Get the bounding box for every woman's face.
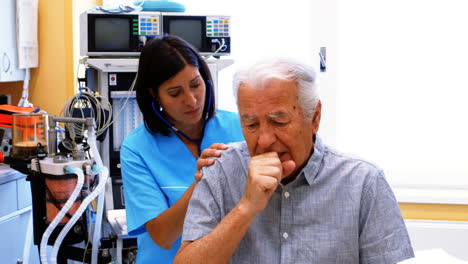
[155,65,207,128]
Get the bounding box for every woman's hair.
[135,35,215,135]
[232,58,320,119]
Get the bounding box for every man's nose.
[257,125,276,150]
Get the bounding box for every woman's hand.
[194,143,228,182]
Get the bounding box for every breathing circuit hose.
[40,165,84,264]
[88,126,107,264]
[50,165,109,264]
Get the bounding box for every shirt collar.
[300,134,325,185]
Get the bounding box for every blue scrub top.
[120,110,244,264]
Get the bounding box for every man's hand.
[240,152,295,214]
[194,143,228,182]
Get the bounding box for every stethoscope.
[151,79,213,156]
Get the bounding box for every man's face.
[237,79,321,179]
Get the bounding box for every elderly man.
[174,58,414,263]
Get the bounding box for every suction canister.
[11,113,48,159]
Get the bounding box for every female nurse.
[120,36,244,263]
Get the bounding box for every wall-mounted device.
[80,10,231,57]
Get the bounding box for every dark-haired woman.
[120,36,243,263]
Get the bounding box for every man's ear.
[312,100,322,133]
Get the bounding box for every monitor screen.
[168,19,203,49]
[95,18,130,50]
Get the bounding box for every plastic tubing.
[40,165,84,264]
[87,129,106,264]
[50,166,109,264]
[91,165,106,264]
[87,125,103,168]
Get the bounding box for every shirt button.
[284,191,290,198]
[283,232,289,239]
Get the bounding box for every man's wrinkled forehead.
[239,79,297,106]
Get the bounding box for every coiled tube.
[40,165,84,264]
[50,166,109,264]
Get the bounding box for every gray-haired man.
[175,58,414,264]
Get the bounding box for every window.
[337,0,468,193]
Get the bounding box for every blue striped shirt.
[183,135,414,263]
